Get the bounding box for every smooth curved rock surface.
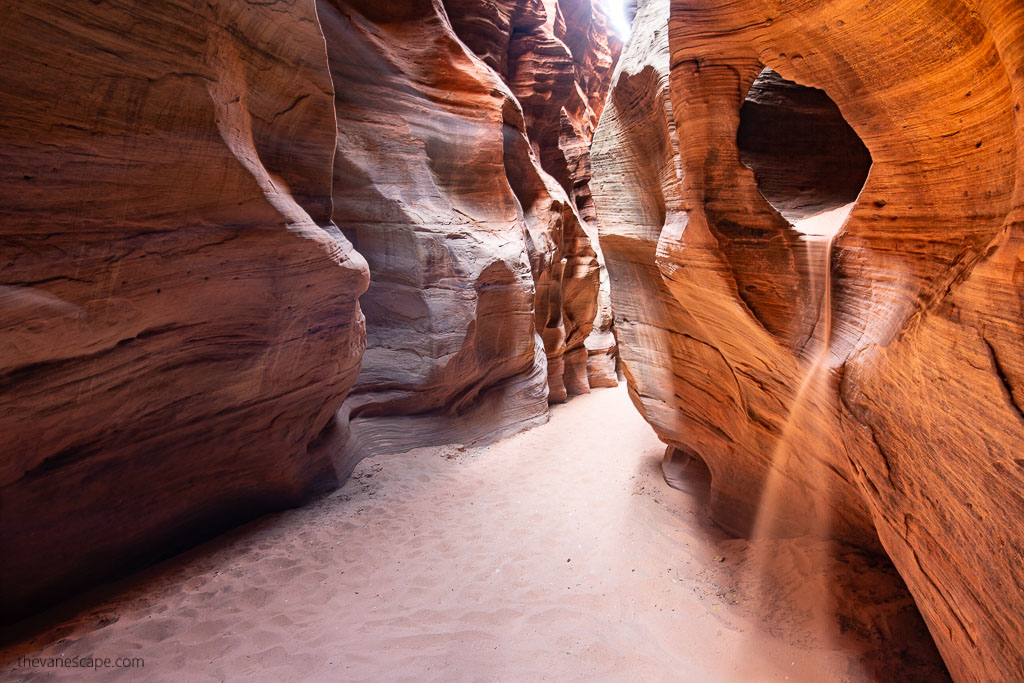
[593,0,1024,680]
[323,0,621,467]
[503,0,621,398]
[0,0,621,619]
[584,246,619,388]
[0,0,369,618]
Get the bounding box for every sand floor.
[1,385,947,681]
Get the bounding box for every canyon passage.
[2,0,1024,681]
[0,387,947,681]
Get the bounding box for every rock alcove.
[738,67,872,236]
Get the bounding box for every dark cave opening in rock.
[738,67,872,234]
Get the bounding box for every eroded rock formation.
[0,0,619,618]
[322,0,621,466]
[593,0,1024,679]
[0,0,369,618]
[737,68,873,223]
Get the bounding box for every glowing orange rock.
[594,0,1024,679]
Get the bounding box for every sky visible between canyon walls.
[603,0,632,36]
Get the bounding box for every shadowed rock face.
[0,0,619,618]
[738,68,873,222]
[0,0,369,618]
[321,0,621,469]
[593,0,1024,679]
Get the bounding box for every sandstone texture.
[323,0,621,466]
[584,250,619,388]
[593,0,1024,680]
[0,0,369,618]
[0,0,619,618]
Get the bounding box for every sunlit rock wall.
[593,0,1024,679]
[322,0,621,467]
[0,0,369,618]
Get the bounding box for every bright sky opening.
[602,0,631,37]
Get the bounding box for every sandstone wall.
[0,0,369,618]
[0,0,619,618]
[593,0,1024,679]
[322,0,621,467]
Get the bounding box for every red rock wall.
[0,0,371,617]
[0,0,619,617]
[593,0,1024,680]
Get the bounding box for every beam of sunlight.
[601,0,632,37]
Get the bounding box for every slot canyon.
[0,0,1022,680]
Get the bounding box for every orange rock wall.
[593,0,1024,679]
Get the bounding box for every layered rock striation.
[0,0,369,619]
[323,0,621,467]
[593,0,1024,680]
[0,0,619,619]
